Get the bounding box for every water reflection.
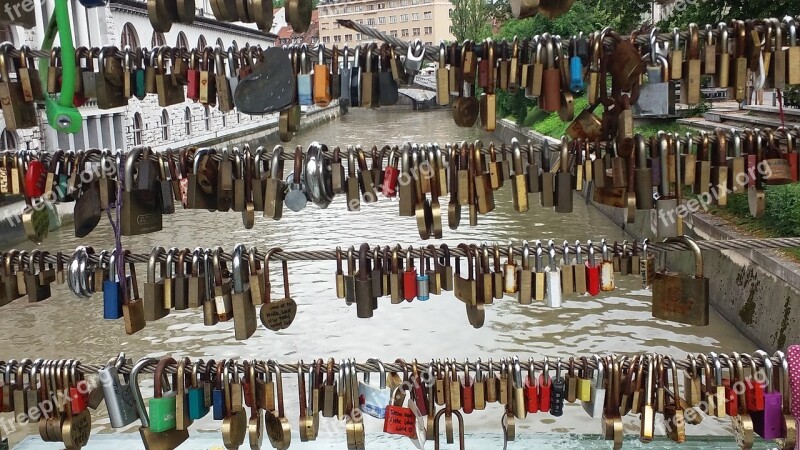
[1,108,755,446]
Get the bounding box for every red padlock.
[743,354,765,412]
[524,359,539,413]
[403,246,417,301]
[720,354,738,417]
[411,360,427,416]
[69,361,89,414]
[382,148,401,198]
[186,49,201,102]
[24,160,48,199]
[584,241,601,296]
[461,360,475,414]
[539,360,552,413]
[383,387,418,439]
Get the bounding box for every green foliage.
[686,98,711,117]
[633,121,694,136]
[498,90,534,125]
[783,86,800,109]
[449,0,492,42]
[526,95,592,138]
[659,0,800,29]
[495,0,649,41]
[722,184,800,238]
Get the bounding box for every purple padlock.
[751,350,783,439]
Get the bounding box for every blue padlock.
[212,360,228,420]
[297,44,313,106]
[416,250,430,301]
[187,358,210,420]
[103,251,123,319]
[569,35,584,93]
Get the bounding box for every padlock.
[581,355,605,418]
[680,23,702,105]
[231,244,257,340]
[541,36,560,112]
[131,358,189,449]
[750,350,782,439]
[0,44,37,130]
[436,42,450,106]
[143,247,169,322]
[545,241,562,308]
[121,148,163,236]
[103,250,124,319]
[652,236,709,326]
[584,240,600,296]
[554,136,573,213]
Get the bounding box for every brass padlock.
[0,44,37,131]
[436,42,450,106]
[652,236,709,326]
[680,23,701,105]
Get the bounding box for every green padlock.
[148,356,178,433]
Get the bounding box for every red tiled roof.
[275,10,320,44]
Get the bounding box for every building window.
[151,31,166,47]
[323,36,331,43]
[160,109,170,140]
[366,4,374,10]
[184,107,192,135]
[0,129,18,150]
[378,17,386,24]
[197,35,207,49]
[216,38,224,49]
[412,13,419,20]
[344,6,351,12]
[334,35,341,42]
[401,29,409,37]
[132,113,143,146]
[448,8,453,16]
[120,23,139,48]
[366,18,375,26]
[388,0,395,6]
[400,14,408,21]
[390,15,397,23]
[423,11,432,19]
[345,34,352,41]
[424,26,432,34]
[413,27,420,36]
[378,2,385,8]
[204,106,211,130]
[390,30,398,37]
[354,5,362,11]
[357,19,363,24]
[355,33,361,40]
[176,31,189,49]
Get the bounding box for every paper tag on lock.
[358,381,391,419]
[358,359,392,419]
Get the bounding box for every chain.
[0,353,780,376]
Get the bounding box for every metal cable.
[7,236,800,269]
[2,122,797,170]
[0,353,781,377]
[337,19,777,63]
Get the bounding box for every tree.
[660,0,800,29]
[450,0,492,42]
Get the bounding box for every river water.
[0,108,764,448]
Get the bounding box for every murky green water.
[0,108,765,449]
